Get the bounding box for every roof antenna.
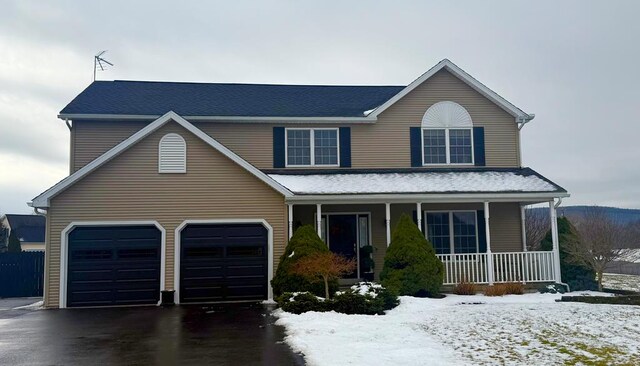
[93,50,114,81]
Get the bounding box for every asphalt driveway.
[0,299,304,365]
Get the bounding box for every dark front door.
[327,215,358,278]
[180,223,268,303]
[67,225,162,308]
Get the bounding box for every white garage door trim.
[59,220,167,309]
[174,219,274,304]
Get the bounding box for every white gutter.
[517,114,535,130]
[57,113,378,124]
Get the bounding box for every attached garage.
[178,222,269,303]
[65,225,162,308]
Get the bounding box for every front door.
[327,214,358,278]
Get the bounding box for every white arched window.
[421,101,474,165]
[158,133,187,173]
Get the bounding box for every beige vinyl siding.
[72,120,149,172]
[292,202,523,280]
[45,121,286,308]
[70,70,520,171]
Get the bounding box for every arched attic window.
[158,133,187,173]
[421,101,474,165]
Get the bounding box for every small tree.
[525,207,550,251]
[380,213,444,296]
[0,221,8,253]
[564,207,639,291]
[271,225,338,297]
[7,230,22,253]
[291,252,356,299]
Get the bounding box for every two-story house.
[30,59,568,308]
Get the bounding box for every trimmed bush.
[334,282,399,315]
[271,225,338,297]
[380,214,444,297]
[502,282,525,295]
[453,279,477,295]
[540,217,597,291]
[277,292,330,314]
[484,284,507,297]
[277,282,399,315]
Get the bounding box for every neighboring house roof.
[3,214,45,242]
[58,59,531,121]
[267,168,567,196]
[30,111,294,208]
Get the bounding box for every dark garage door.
[180,223,268,303]
[67,225,161,307]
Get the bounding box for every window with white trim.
[286,128,339,167]
[425,211,478,254]
[158,133,186,173]
[421,101,473,165]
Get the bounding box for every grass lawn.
[275,292,640,365]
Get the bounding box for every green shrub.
[277,282,399,315]
[271,225,338,297]
[540,217,597,291]
[380,214,444,296]
[332,282,399,315]
[277,292,330,314]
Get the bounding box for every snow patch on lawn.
[275,292,640,365]
[603,273,640,292]
[13,300,43,310]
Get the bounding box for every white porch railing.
[437,251,556,285]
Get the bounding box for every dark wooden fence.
[0,252,45,298]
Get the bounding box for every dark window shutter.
[477,210,487,253]
[273,127,285,168]
[339,127,351,168]
[473,127,485,166]
[410,127,422,167]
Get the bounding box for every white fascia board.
[285,192,570,205]
[369,59,530,119]
[32,111,292,208]
[57,113,377,124]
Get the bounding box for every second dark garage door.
[180,223,268,303]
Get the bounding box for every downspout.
[516,114,535,168]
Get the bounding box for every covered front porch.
[286,201,561,286]
[268,168,569,287]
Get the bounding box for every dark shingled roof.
[60,81,406,117]
[4,214,45,243]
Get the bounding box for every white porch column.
[316,204,322,237]
[520,204,527,252]
[287,204,294,239]
[484,201,494,285]
[385,203,391,246]
[416,202,422,232]
[549,200,562,283]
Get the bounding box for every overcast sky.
[1,0,639,214]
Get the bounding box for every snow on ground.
[275,292,640,365]
[13,300,43,310]
[603,273,640,292]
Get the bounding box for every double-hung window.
[421,101,474,165]
[286,128,339,167]
[425,211,478,254]
[422,128,473,165]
